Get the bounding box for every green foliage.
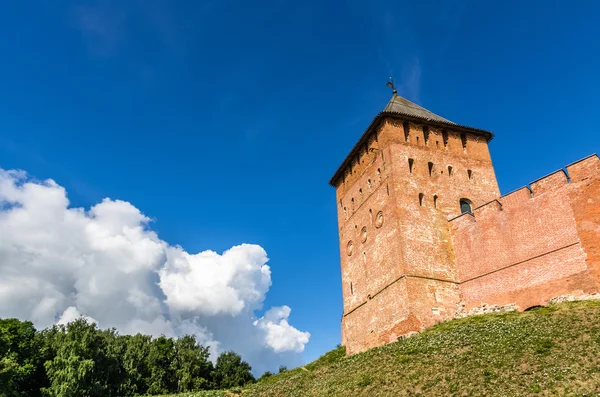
[121,334,151,396]
[257,371,274,382]
[0,316,239,396]
[146,336,177,394]
[43,319,123,397]
[0,318,47,397]
[213,351,255,389]
[357,374,373,387]
[172,335,213,392]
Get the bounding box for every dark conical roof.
[328,93,493,187]
[383,94,453,123]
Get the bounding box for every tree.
[100,328,127,397]
[172,335,213,392]
[0,316,255,396]
[0,318,47,397]
[146,336,176,394]
[213,351,255,389]
[121,334,151,396]
[43,318,121,397]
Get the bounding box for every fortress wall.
[341,279,411,355]
[450,155,600,311]
[404,276,461,330]
[567,155,600,273]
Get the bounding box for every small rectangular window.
[461,133,467,151]
[403,122,410,142]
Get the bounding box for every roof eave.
[328,111,494,187]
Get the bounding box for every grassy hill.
[161,300,600,396]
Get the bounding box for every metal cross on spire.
[386,76,397,95]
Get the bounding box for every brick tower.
[330,92,501,354]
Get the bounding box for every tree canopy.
[0,317,258,396]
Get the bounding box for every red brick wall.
[336,117,500,353]
[450,155,600,312]
[334,109,599,355]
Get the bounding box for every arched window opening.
[403,121,410,142]
[433,195,438,208]
[416,136,420,145]
[419,193,424,206]
[442,130,448,147]
[448,166,453,176]
[359,188,363,201]
[467,169,473,180]
[423,126,430,145]
[460,198,472,214]
[428,162,434,177]
[367,179,372,190]
[408,158,414,174]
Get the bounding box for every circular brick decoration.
[375,211,384,228]
[346,241,353,256]
[361,227,367,243]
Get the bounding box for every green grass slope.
[165,300,600,396]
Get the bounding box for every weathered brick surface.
[336,118,500,352]
[342,280,410,354]
[451,155,600,311]
[333,108,599,355]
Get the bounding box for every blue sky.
[0,0,599,365]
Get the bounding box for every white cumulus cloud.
[0,168,309,374]
[57,306,97,326]
[160,244,272,316]
[255,306,311,353]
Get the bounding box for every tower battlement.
[450,154,599,223]
[332,92,600,355]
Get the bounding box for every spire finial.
[386,76,397,95]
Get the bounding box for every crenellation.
[566,154,599,182]
[530,169,569,196]
[472,199,503,216]
[499,186,532,208]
